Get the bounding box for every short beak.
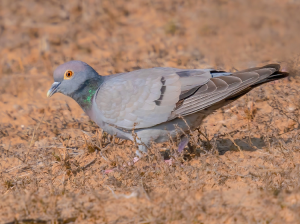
[47,82,61,97]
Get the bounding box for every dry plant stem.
[227,133,245,158]
[97,129,103,149]
[28,114,45,147]
[247,96,253,146]
[196,127,213,150]
[178,115,198,146]
[2,142,25,163]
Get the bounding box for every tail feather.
[170,63,289,119]
[226,64,289,101]
[251,71,289,87]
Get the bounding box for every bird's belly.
[90,103,207,145]
[101,123,133,140]
[135,112,207,144]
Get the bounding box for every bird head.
[47,60,100,98]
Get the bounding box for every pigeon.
[47,61,288,156]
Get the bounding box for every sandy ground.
[1,0,300,223]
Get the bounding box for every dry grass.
[1,0,300,223]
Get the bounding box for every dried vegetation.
[1,0,300,223]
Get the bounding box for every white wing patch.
[96,73,181,129]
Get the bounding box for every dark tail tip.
[251,71,289,88]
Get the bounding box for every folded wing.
[94,67,212,129]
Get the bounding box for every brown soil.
[1,0,300,223]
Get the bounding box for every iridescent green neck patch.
[85,89,96,103]
[72,77,102,112]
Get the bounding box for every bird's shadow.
[162,137,266,160]
[180,137,265,160]
[214,137,265,155]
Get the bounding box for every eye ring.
[64,70,74,80]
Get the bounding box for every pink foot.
[164,159,173,165]
[102,167,120,174]
[127,157,140,166]
[104,169,114,174]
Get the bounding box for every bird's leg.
[104,138,190,173]
[135,144,147,158]
[164,135,189,165]
[177,136,189,153]
[128,144,147,165]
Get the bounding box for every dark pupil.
[67,72,71,77]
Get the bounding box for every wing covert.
[95,72,181,129]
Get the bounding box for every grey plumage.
[47,61,288,155]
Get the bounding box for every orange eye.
[64,70,73,79]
